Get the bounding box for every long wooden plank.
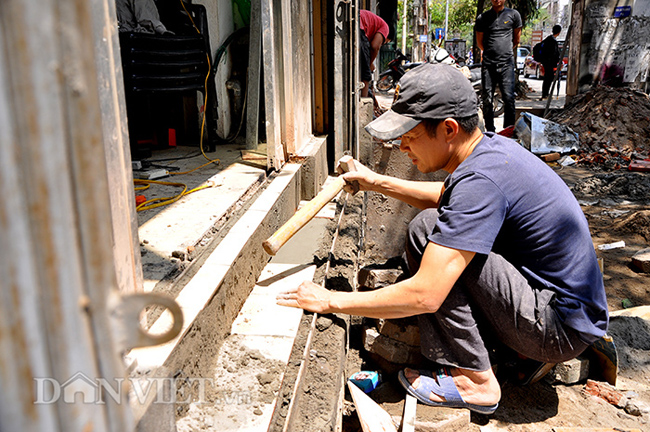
[347,381,398,432]
[279,0,297,154]
[312,0,326,133]
[566,0,584,101]
[0,0,134,431]
[246,0,262,151]
[261,0,285,170]
[399,394,417,432]
[0,25,59,432]
[333,0,347,163]
[92,0,144,294]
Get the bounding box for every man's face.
[398,123,449,173]
[491,0,505,10]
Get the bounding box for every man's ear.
[442,118,460,142]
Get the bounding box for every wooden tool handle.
[263,177,345,255]
[263,156,356,256]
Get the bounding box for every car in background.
[523,40,567,80]
[516,46,530,73]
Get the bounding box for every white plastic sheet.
[514,113,580,155]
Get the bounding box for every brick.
[390,408,470,432]
[551,356,590,384]
[377,318,421,347]
[632,248,650,273]
[363,327,422,365]
[541,152,561,162]
[583,379,627,408]
[358,268,402,290]
[376,383,471,432]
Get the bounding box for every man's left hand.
[277,281,333,313]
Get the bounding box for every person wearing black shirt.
[475,0,522,132]
[541,25,562,99]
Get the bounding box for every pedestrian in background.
[475,0,522,132]
[541,25,562,99]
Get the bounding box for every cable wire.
[133,1,223,213]
[134,179,215,212]
[179,0,220,167]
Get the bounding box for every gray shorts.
[404,209,589,371]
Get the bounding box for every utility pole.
[412,0,428,61]
[445,0,449,44]
[402,0,408,54]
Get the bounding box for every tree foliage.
[397,0,541,55]
[427,0,541,34]
[504,0,540,27]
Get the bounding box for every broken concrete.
[372,381,471,432]
[632,248,650,273]
[550,357,590,385]
[376,318,421,347]
[363,327,422,365]
[358,268,402,290]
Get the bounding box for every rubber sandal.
[398,367,499,415]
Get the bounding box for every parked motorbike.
[375,50,424,92]
[432,44,505,118]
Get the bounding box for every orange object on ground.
[168,128,176,147]
[497,125,515,137]
[629,159,650,172]
[135,195,147,206]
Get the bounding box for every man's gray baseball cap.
[365,63,478,141]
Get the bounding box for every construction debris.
[363,326,422,365]
[583,379,626,408]
[550,357,590,385]
[358,268,402,290]
[632,248,650,273]
[547,86,650,170]
[514,113,580,154]
[571,173,650,202]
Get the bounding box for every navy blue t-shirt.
[429,133,608,344]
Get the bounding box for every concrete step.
[126,137,332,431]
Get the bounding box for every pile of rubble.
[548,86,650,170]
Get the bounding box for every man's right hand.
[339,160,382,194]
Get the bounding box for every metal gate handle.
[110,292,184,351]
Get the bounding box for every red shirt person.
[360,10,389,97]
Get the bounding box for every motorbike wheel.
[493,89,505,117]
[375,75,395,92]
[477,90,505,118]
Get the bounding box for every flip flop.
[398,367,499,415]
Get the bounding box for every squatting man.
[277,63,608,414]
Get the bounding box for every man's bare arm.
[476,32,484,52]
[369,33,385,70]
[513,28,521,49]
[341,162,445,209]
[277,243,476,318]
